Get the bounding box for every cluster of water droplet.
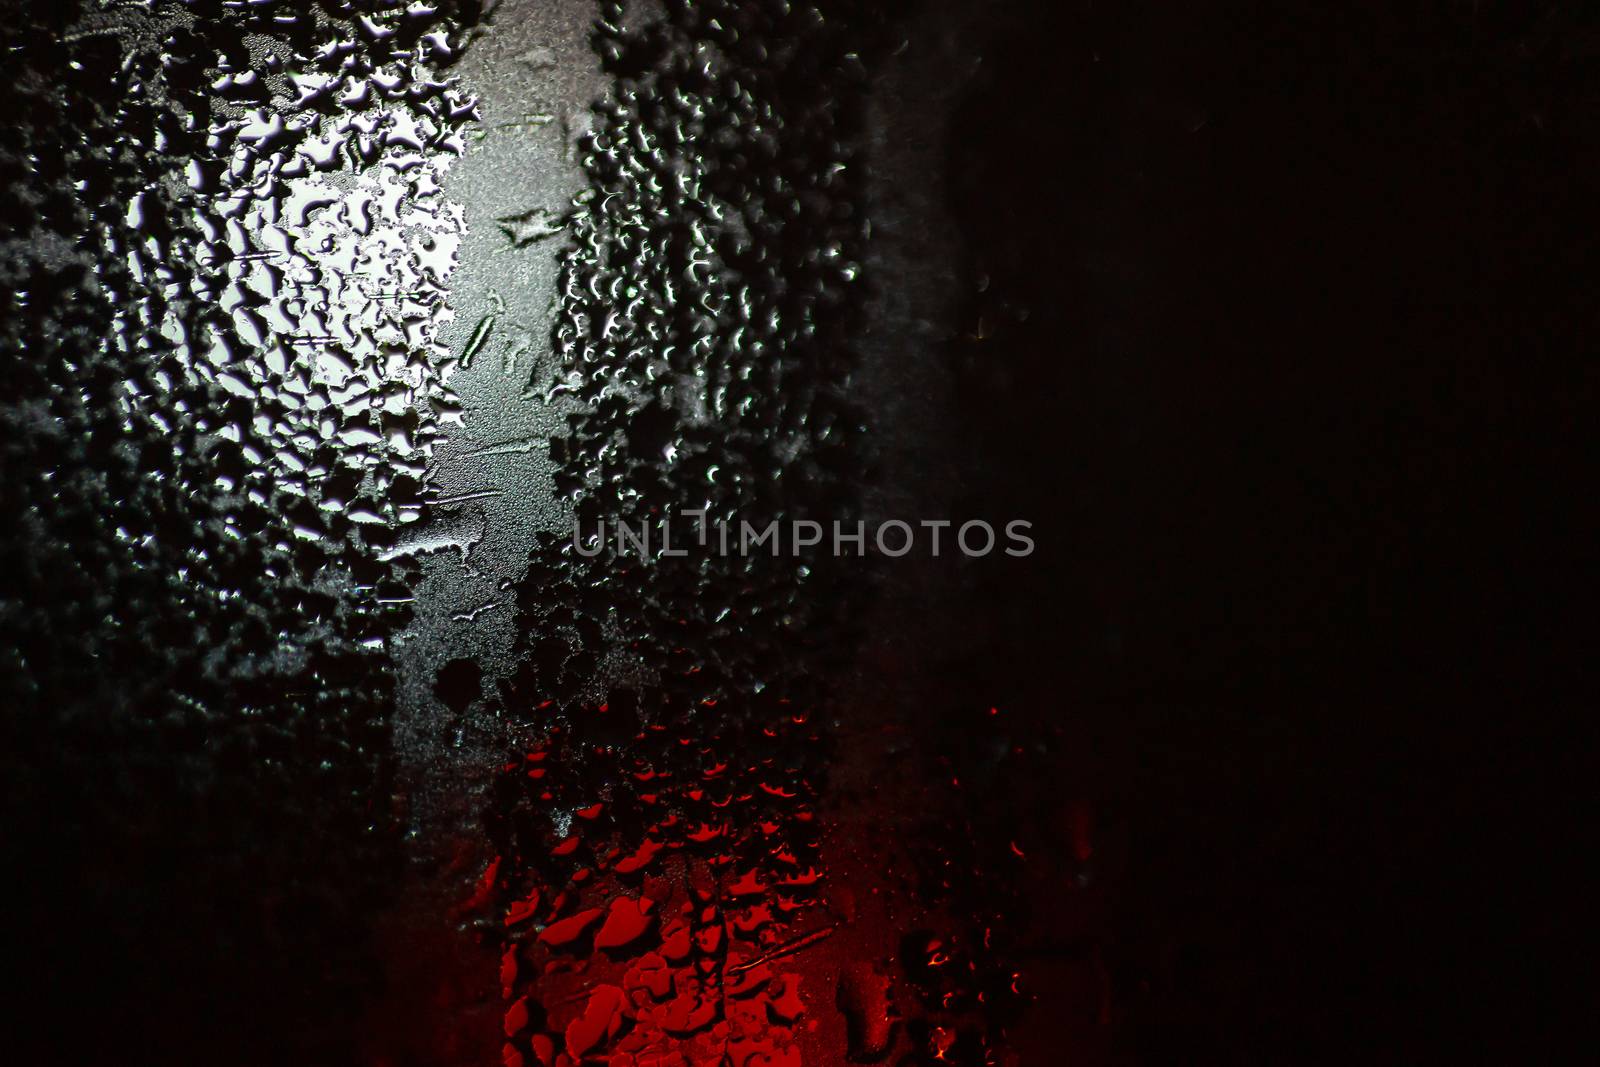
[474,688,827,1067]
[137,3,479,556]
[473,2,889,1064]
[501,0,877,712]
[0,0,482,1045]
[4,0,486,728]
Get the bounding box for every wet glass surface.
[6,2,1600,1065]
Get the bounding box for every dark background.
[936,0,1600,1061]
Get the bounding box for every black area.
[938,1,1600,1061]
[436,656,486,715]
